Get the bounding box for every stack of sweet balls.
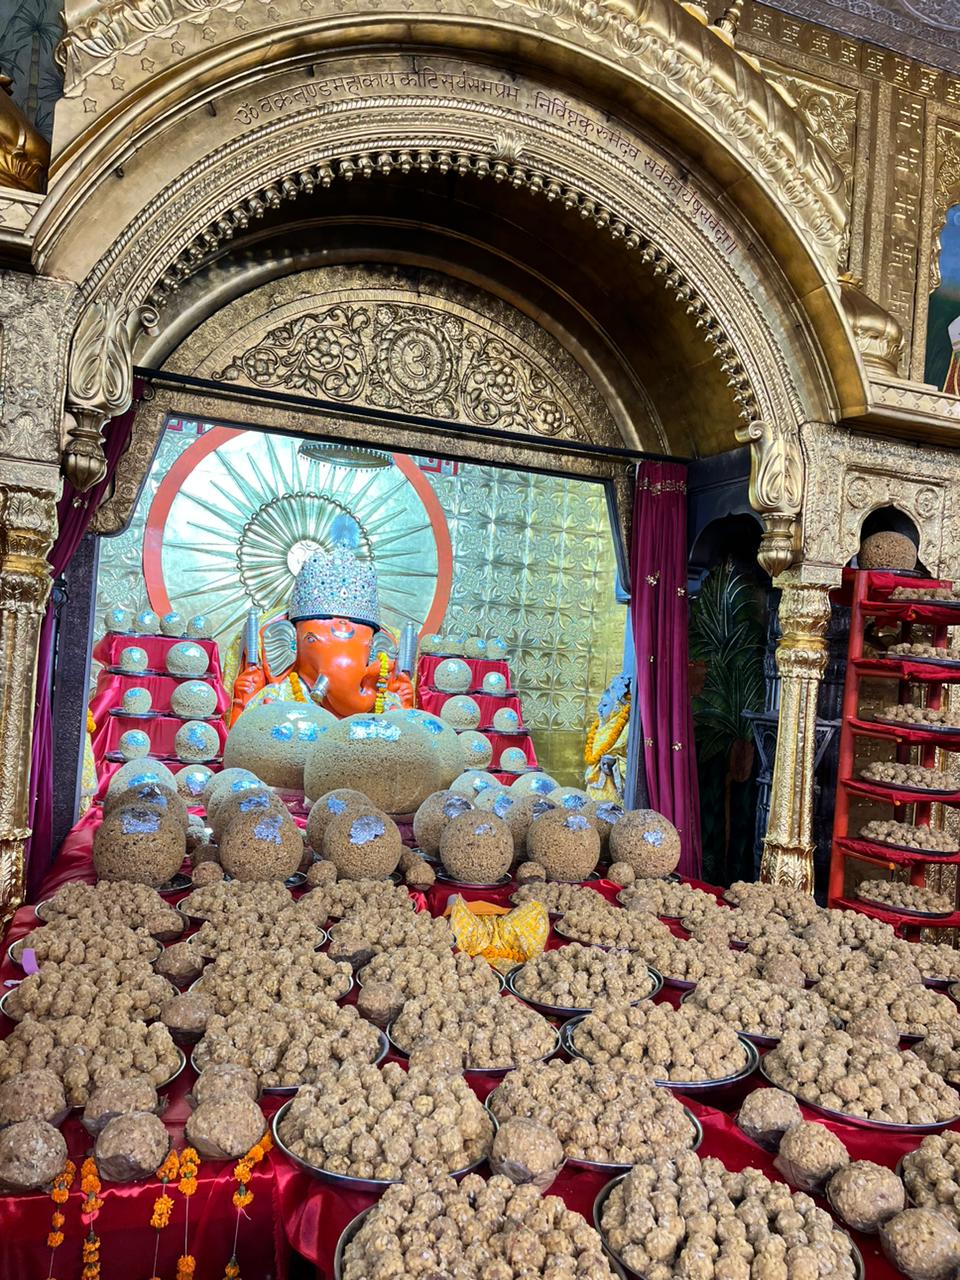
[411,767,681,886]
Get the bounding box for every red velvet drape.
[629,460,702,877]
[25,390,142,901]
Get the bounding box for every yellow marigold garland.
[79,1159,102,1280]
[288,671,307,703]
[224,1132,273,1279]
[373,652,390,714]
[46,1159,75,1273]
[175,1147,200,1280]
[86,709,96,735]
[147,1149,180,1280]
[584,697,631,766]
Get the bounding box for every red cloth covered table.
[0,817,926,1279]
[415,655,540,774]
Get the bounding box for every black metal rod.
[133,365,688,467]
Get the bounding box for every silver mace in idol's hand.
[306,674,330,705]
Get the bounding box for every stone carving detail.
[758,65,857,268]
[52,0,846,266]
[735,418,804,577]
[218,299,582,439]
[800,421,960,583]
[0,485,57,923]
[65,300,157,491]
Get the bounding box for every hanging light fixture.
[298,439,393,470]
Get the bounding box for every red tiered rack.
[828,569,960,931]
[415,653,539,783]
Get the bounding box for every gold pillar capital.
[761,566,837,893]
[0,484,57,924]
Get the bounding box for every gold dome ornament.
[839,275,904,379]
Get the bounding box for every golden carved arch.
[33,19,872,574]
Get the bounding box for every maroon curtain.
[630,460,702,877]
[25,391,142,900]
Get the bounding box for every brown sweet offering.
[6,957,172,1024]
[736,1087,803,1150]
[95,1111,170,1183]
[222,701,336,791]
[0,1119,68,1191]
[185,1097,265,1160]
[500,794,557,855]
[192,1064,259,1106]
[514,943,656,1010]
[763,1029,960,1125]
[857,878,954,915]
[774,1119,849,1192]
[104,781,189,830]
[439,811,513,884]
[357,981,405,1029]
[322,808,402,881]
[407,1037,464,1074]
[341,1173,618,1280]
[489,1056,697,1165]
[515,861,546,885]
[0,1070,66,1127]
[902,1133,960,1230]
[93,804,186,887]
[191,861,224,887]
[526,808,601,882]
[607,861,636,886]
[880,1209,960,1280]
[760,954,807,988]
[305,858,338,887]
[156,941,204,986]
[600,1152,858,1280]
[219,806,304,881]
[489,1116,564,1191]
[847,1008,900,1045]
[572,999,748,1082]
[305,789,372,850]
[608,808,681,878]
[81,1077,160,1136]
[278,1061,493,1180]
[690,976,832,1039]
[404,859,435,890]
[827,1160,905,1233]
[859,531,918,571]
[412,790,475,856]
[360,948,501,1005]
[161,991,214,1038]
[190,842,221,869]
[391,993,556,1069]
[512,881,601,916]
[208,785,275,841]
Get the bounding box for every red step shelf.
[828,568,960,912]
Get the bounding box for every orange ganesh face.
[295,617,375,688]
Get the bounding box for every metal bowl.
[855,896,955,920]
[191,1028,388,1093]
[591,1176,862,1280]
[160,1047,188,1090]
[0,989,20,1021]
[435,871,513,889]
[561,1015,759,1090]
[758,1056,960,1132]
[387,1019,560,1076]
[677,990,809,1048]
[157,872,194,896]
[273,1096,495,1194]
[504,964,663,1019]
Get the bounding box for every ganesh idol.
[230,513,414,722]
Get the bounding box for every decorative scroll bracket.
[63,300,157,491]
[735,418,804,578]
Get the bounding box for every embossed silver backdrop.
[94,420,624,784]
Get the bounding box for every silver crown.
[289,540,380,628]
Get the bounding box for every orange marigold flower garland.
[175,1147,200,1280]
[46,1159,75,1277]
[224,1132,273,1279]
[147,1149,180,1280]
[79,1159,102,1280]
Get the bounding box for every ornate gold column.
[0,487,56,923]
[760,566,837,892]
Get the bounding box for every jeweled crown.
[289,514,380,629]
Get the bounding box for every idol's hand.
[229,664,266,725]
[389,672,415,708]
